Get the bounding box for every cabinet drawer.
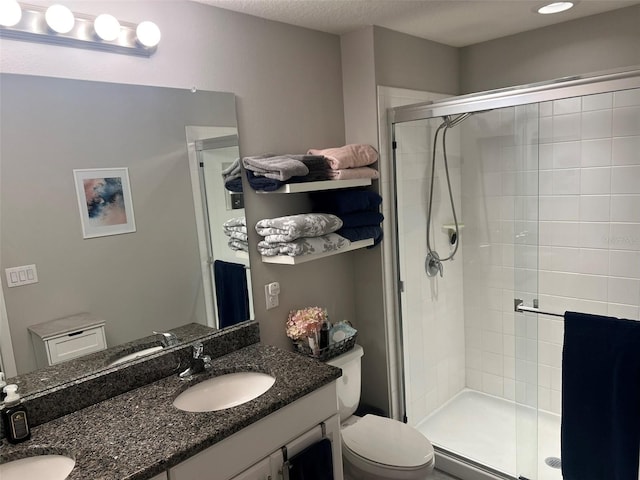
[46,326,106,365]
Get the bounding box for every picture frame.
[73,168,136,239]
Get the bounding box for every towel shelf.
[262,239,374,264]
[256,178,371,194]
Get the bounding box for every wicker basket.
[294,332,357,362]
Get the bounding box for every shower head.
[443,113,471,128]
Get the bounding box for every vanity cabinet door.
[231,457,272,480]
[168,383,339,480]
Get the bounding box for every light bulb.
[0,0,22,27]
[45,4,75,33]
[94,14,120,41]
[136,21,160,48]
[537,2,574,14]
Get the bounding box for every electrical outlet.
[264,282,280,310]
[265,282,280,310]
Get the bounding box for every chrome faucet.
[178,343,212,379]
[153,331,179,347]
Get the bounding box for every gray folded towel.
[258,233,350,257]
[225,230,248,242]
[242,154,310,181]
[223,217,246,228]
[221,158,242,181]
[228,238,249,252]
[256,213,343,243]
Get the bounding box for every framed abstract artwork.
[73,168,136,239]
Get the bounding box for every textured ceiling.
[194,0,640,47]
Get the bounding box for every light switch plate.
[5,264,38,287]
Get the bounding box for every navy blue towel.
[287,438,334,480]
[245,169,285,192]
[311,189,382,215]
[213,260,250,329]
[339,211,384,228]
[561,311,640,480]
[224,177,243,193]
[337,225,383,247]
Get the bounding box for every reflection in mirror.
[0,74,253,391]
[186,129,254,330]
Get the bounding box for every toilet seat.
[343,446,434,480]
[341,415,435,471]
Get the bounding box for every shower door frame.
[387,68,640,480]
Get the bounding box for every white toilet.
[327,345,435,480]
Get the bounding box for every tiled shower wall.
[462,87,640,415]
[381,85,640,424]
[378,87,467,425]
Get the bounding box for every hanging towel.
[311,190,382,215]
[561,311,640,480]
[213,260,250,329]
[285,438,334,480]
[307,144,378,170]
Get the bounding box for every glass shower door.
[392,103,541,479]
[511,102,540,480]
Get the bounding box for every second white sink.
[0,454,75,480]
[173,371,276,412]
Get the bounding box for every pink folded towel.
[307,144,378,170]
[328,167,380,180]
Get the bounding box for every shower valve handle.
[425,251,443,278]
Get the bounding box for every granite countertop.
[11,322,215,398]
[0,343,341,480]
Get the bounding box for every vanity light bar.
[0,2,160,57]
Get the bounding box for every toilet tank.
[326,344,364,421]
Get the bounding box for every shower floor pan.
[415,389,561,480]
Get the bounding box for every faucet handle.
[153,331,179,347]
[193,342,204,358]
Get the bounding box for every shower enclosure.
[385,69,640,480]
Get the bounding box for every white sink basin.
[173,371,276,412]
[0,454,75,480]
[108,346,163,367]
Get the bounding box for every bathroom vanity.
[0,323,343,479]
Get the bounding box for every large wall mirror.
[0,74,253,387]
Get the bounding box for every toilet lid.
[342,415,434,469]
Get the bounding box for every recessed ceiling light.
[538,2,574,14]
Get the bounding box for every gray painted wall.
[460,5,640,94]
[340,27,391,414]
[374,26,460,95]
[0,2,347,369]
[340,25,462,415]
